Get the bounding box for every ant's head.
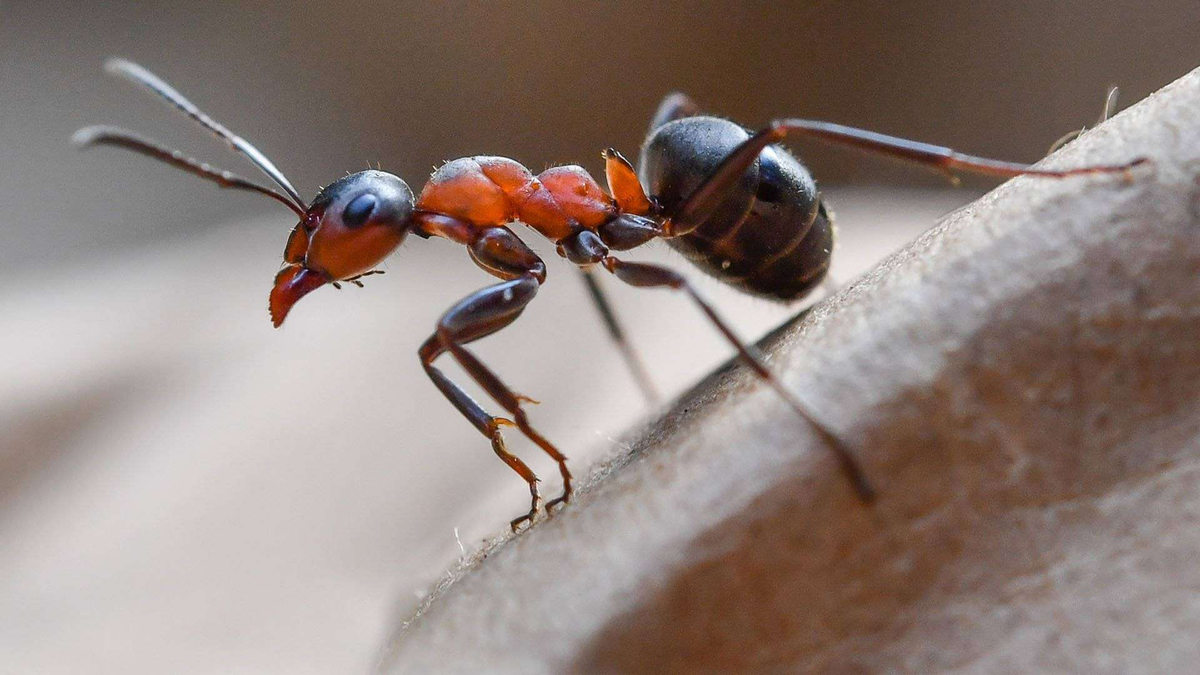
[73,59,419,327]
[269,170,415,326]
[303,170,416,274]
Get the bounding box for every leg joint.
[558,230,610,265]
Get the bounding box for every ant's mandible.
[75,59,1146,530]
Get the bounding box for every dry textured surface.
[0,177,948,668]
[384,68,1200,673]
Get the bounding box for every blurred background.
[2,1,1196,672]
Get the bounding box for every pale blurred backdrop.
[1,1,1197,673]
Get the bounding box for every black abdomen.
[638,116,832,301]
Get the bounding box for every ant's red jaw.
[269,266,327,327]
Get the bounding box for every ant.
[75,59,1145,531]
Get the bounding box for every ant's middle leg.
[600,255,876,504]
[577,266,660,405]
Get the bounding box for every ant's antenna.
[103,58,308,212]
[73,125,306,218]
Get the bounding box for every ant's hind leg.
[665,117,1146,237]
[601,255,876,503]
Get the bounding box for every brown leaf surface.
[384,68,1200,674]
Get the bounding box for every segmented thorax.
[417,156,617,242]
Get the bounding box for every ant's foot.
[546,487,572,513]
[510,507,537,533]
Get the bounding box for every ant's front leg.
[418,271,544,530]
[421,328,540,532]
[420,224,573,528]
[464,227,573,510]
[344,269,385,287]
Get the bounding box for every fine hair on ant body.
[76,59,1146,531]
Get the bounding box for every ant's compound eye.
[343,193,378,228]
[310,170,414,233]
